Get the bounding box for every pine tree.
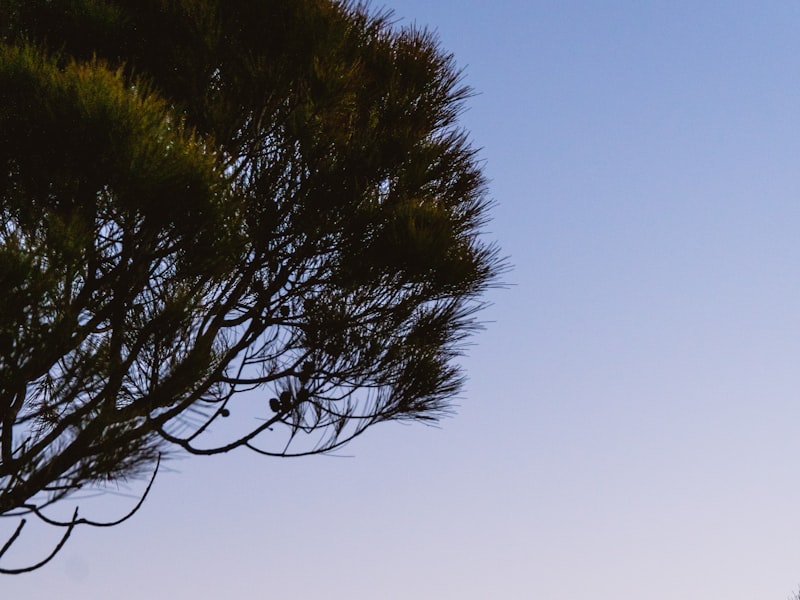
[0,0,501,571]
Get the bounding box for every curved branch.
[28,455,161,529]
[0,455,160,574]
[0,519,25,559]
[0,508,78,575]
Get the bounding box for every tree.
[0,0,501,572]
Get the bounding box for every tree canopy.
[0,0,501,572]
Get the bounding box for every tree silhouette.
[0,0,502,572]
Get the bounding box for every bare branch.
[0,509,78,575]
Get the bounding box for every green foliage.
[0,0,502,571]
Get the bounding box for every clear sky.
[6,1,800,598]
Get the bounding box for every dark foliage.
[0,0,501,571]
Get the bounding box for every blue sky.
[7,1,800,598]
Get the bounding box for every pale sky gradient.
[6,2,800,598]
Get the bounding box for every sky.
[6,1,800,598]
